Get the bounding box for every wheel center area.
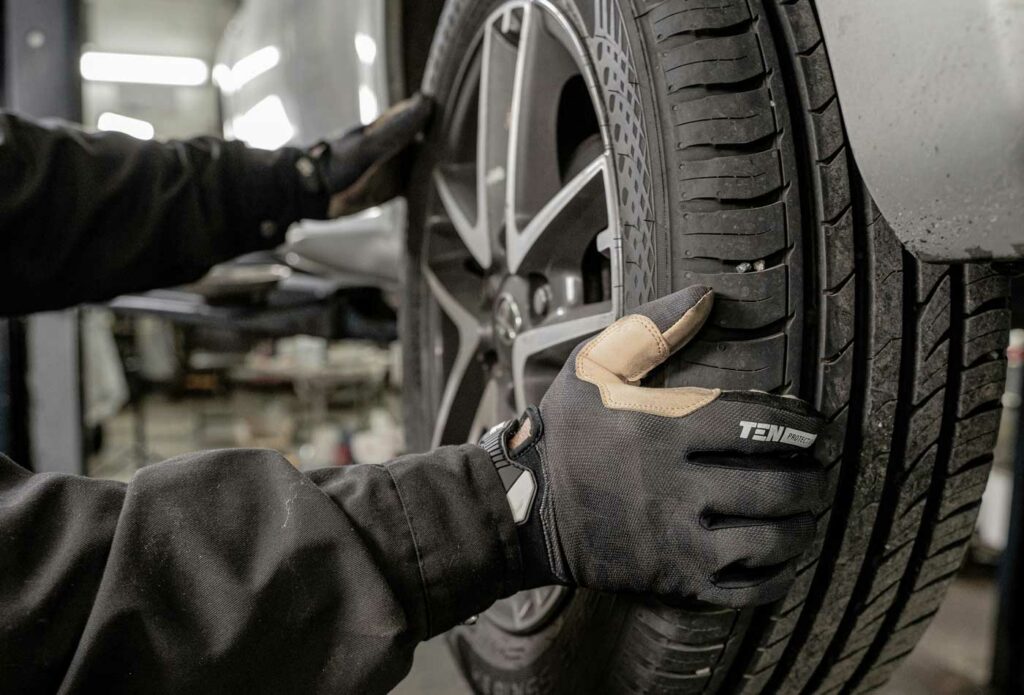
[493,292,523,345]
[490,274,533,348]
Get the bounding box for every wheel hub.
[494,292,524,344]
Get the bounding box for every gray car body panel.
[816,0,1024,261]
[216,0,403,287]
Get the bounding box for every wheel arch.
[815,0,1024,262]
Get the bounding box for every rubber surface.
[404,0,1011,692]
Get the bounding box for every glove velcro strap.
[479,411,565,589]
[480,420,537,526]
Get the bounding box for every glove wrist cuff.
[479,420,537,526]
[479,413,564,589]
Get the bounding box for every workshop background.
[0,0,1021,693]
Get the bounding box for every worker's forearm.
[311,445,522,636]
[0,112,328,315]
[0,446,520,693]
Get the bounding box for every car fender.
[816,0,1024,261]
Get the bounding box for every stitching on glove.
[575,316,666,383]
[535,438,570,584]
[575,316,717,416]
[626,318,668,382]
[601,390,717,416]
[577,351,719,417]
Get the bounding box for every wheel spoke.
[514,589,547,627]
[505,3,581,236]
[486,584,570,634]
[466,377,514,444]
[511,302,615,411]
[507,154,610,273]
[423,263,486,448]
[477,12,519,249]
[434,166,491,269]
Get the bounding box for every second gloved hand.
[296,94,433,218]
[481,287,831,607]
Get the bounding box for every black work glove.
[479,286,830,607]
[296,94,433,218]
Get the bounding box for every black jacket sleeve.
[0,447,521,694]
[0,111,328,316]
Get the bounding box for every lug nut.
[532,285,552,317]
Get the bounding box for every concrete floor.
[880,575,996,695]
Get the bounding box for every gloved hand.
[479,286,831,607]
[296,94,433,218]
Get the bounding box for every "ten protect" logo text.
[739,422,818,448]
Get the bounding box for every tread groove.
[799,248,917,695]
[842,266,966,693]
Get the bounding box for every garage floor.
[881,575,995,695]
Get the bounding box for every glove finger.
[705,514,817,570]
[696,559,798,608]
[577,286,714,384]
[361,93,433,158]
[697,462,831,519]
[327,150,413,218]
[632,285,715,354]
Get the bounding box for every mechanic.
[0,97,831,694]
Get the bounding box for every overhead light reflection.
[359,85,379,125]
[232,95,295,150]
[214,46,281,94]
[354,33,377,65]
[97,112,155,140]
[80,52,209,86]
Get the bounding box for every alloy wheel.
[421,0,623,633]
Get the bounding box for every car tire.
[402,0,1012,692]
